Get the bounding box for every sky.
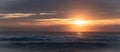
[0,0,120,32]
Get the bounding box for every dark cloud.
[1,0,69,12]
[0,25,69,32]
[0,0,119,19]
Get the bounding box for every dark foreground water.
[0,42,120,52]
[0,32,120,52]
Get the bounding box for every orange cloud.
[88,19,120,26]
[15,18,120,26]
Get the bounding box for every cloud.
[0,0,119,19]
[0,24,69,32]
[89,24,120,32]
[0,0,120,32]
[1,23,120,32]
[0,0,21,12]
[0,13,36,19]
[88,19,120,26]
[1,18,120,27]
[39,12,57,16]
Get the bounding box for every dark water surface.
[0,32,120,52]
[0,42,120,52]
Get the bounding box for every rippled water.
[0,32,119,52]
[0,43,119,52]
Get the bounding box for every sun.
[71,20,89,25]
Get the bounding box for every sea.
[0,32,120,52]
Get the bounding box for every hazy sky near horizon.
[0,0,120,32]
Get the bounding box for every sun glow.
[71,20,89,26]
[65,19,92,32]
